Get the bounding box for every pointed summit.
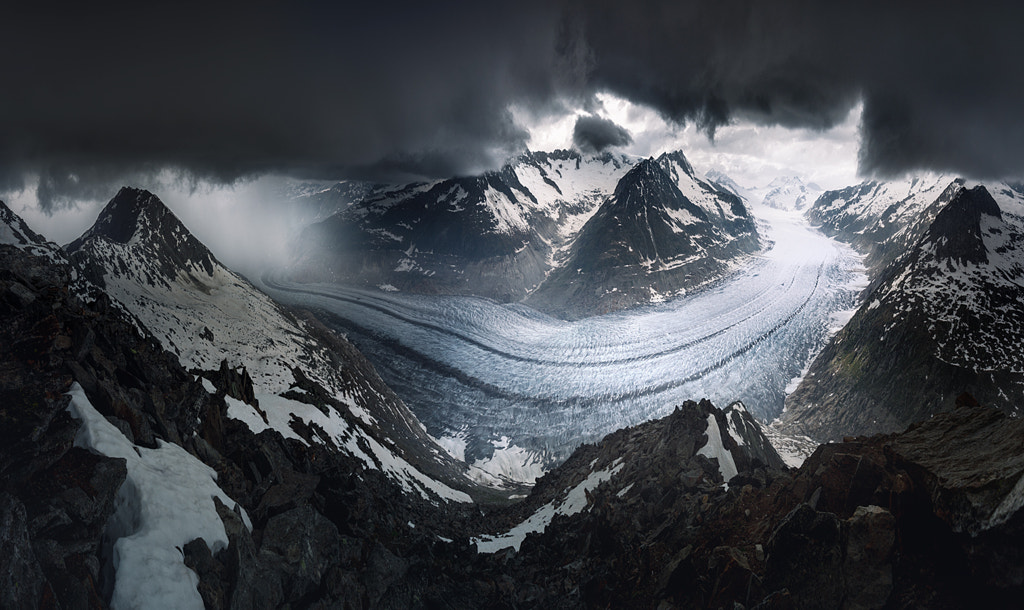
[608,157,696,215]
[68,187,169,245]
[922,184,1001,266]
[526,154,760,318]
[656,150,696,180]
[67,187,218,286]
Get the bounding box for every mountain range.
[291,149,760,319]
[752,175,824,211]
[3,155,1024,608]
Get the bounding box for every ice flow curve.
[261,206,864,467]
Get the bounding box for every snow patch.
[225,393,470,504]
[474,459,624,553]
[66,383,250,610]
[471,436,547,485]
[200,377,217,394]
[697,414,738,483]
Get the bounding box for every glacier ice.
[263,206,864,473]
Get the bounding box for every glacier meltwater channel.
[262,206,865,478]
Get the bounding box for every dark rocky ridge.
[806,177,965,289]
[66,186,221,290]
[294,160,555,302]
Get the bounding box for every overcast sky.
[2,1,1023,264]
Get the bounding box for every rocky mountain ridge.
[63,188,490,504]
[526,157,760,317]
[783,183,1024,440]
[291,149,760,319]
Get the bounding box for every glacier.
[262,205,864,475]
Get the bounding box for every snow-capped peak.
[756,175,823,211]
[66,187,219,289]
[704,169,752,203]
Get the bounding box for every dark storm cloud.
[0,2,573,209]
[571,0,1024,179]
[573,115,633,153]
[2,1,1024,211]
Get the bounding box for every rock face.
[293,150,634,304]
[463,400,1024,609]
[291,149,760,318]
[783,184,1024,440]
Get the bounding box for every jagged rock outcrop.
[0,223,204,606]
[457,398,1024,608]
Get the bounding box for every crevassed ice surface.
[264,206,864,468]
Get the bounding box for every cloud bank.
[2,1,1022,210]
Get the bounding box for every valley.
[262,203,864,480]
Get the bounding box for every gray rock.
[212,497,284,610]
[259,505,341,603]
[842,505,895,610]
[0,493,49,609]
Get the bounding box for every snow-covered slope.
[877,185,1024,373]
[807,174,960,274]
[755,176,823,211]
[66,187,482,502]
[2,199,59,258]
[67,187,335,392]
[658,152,760,241]
[704,168,753,203]
[783,183,1024,440]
